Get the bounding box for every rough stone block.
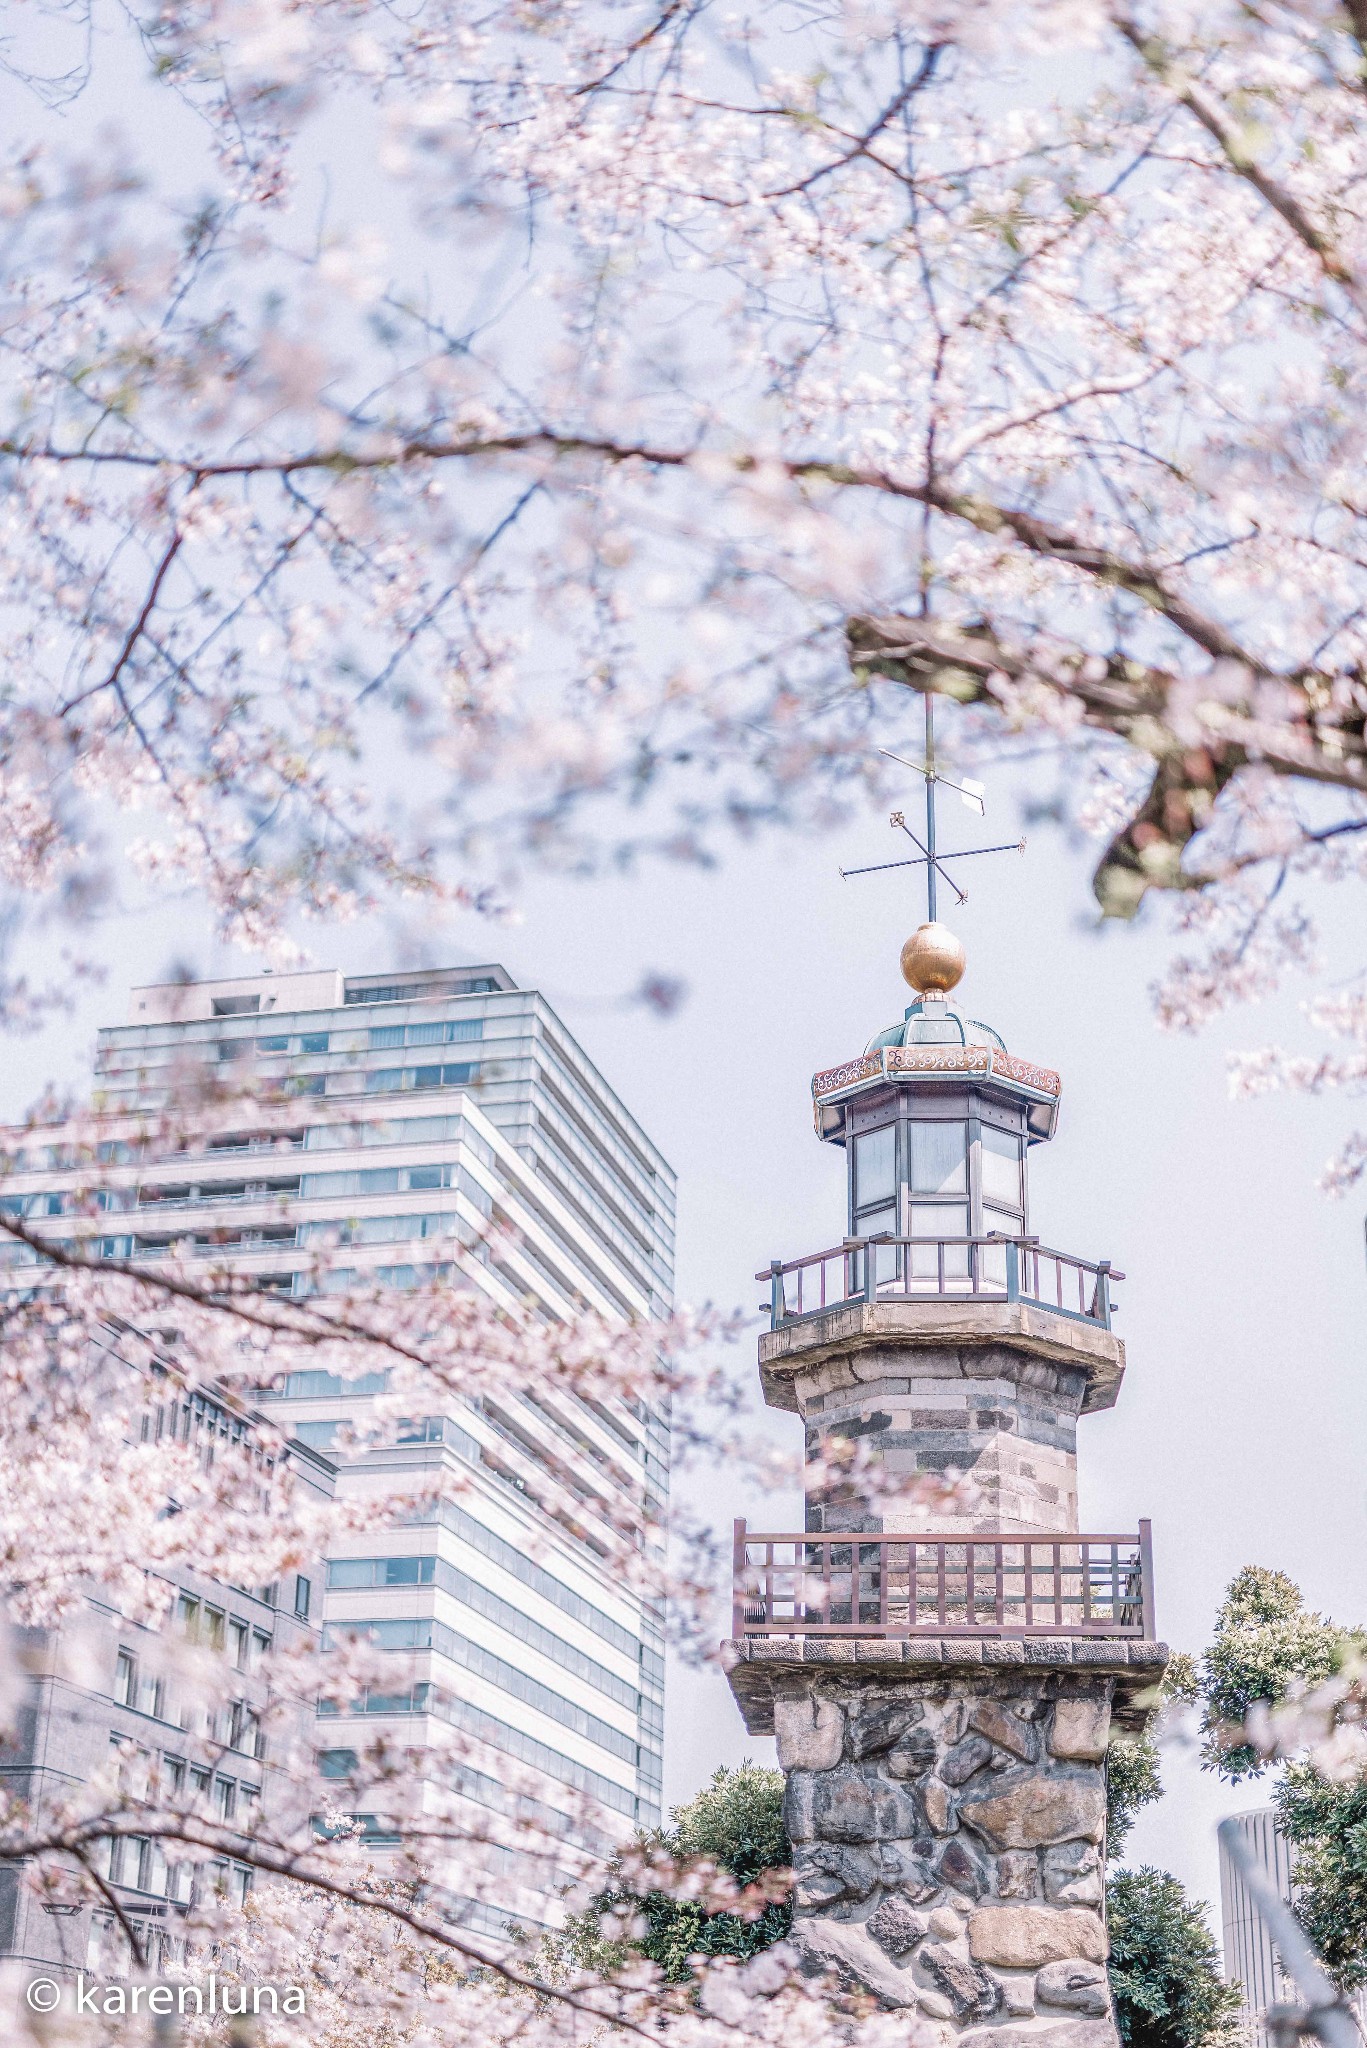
[790,1916,918,2009]
[792,1841,880,1905]
[806,1640,856,1663]
[942,1733,995,1786]
[1023,1640,1072,1665]
[1036,1961,1111,2015]
[1128,1641,1169,1666]
[904,1640,943,1664]
[920,1943,1002,2021]
[811,1765,879,1843]
[870,1776,926,1840]
[880,1841,939,1899]
[847,1699,923,1761]
[970,1702,1039,1762]
[923,1778,955,1833]
[1071,1641,1124,1667]
[962,2022,1117,2048]
[959,1770,1105,1849]
[996,1852,1041,1900]
[784,1771,816,1844]
[1043,1842,1102,1907]
[983,1641,1027,1666]
[937,1835,989,1898]
[867,1895,928,1956]
[967,1907,1107,1969]
[750,1638,802,1663]
[1049,1699,1110,1763]
[775,1693,845,1771]
[856,1640,905,1664]
[887,1727,939,1779]
[996,1972,1037,2017]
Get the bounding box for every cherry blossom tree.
[4,0,1367,2034]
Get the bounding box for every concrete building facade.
[0,963,674,1937]
[0,1372,334,1976]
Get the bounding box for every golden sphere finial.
[900,922,966,996]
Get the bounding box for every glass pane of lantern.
[909,1120,967,1195]
[854,1126,896,1209]
[909,1201,969,1281]
[981,1124,1022,1207]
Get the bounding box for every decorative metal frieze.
[811,1053,884,1098]
[887,1046,991,1077]
[994,1052,1062,1098]
[811,1044,1061,1101]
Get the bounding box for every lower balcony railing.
[732,1519,1155,1639]
[758,1234,1120,1330]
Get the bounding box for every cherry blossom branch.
[1113,14,1365,305]
[846,614,1367,914]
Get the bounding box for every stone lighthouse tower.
[725,921,1166,2041]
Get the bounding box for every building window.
[980,1123,1023,1219]
[212,995,261,1016]
[114,1650,136,1706]
[300,1033,330,1054]
[909,1119,968,1196]
[294,1575,312,1620]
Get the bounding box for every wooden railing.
[757,1234,1120,1330]
[731,1520,1155,1639]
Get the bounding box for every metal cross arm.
[840,836,1026,890]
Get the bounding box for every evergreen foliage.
[1274,1763,1367,1992]
[1198,1567,1344,1779]
[1107,1867,1242,2048]
[557,1763,793,1985]
[1194,1566,1367,1992]
[1107,1656,1196,1853]
[1107,1732,1164,1856]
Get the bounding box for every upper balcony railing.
[757,1234,1120,1332]
[732,1520,1155,1640]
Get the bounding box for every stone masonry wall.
[776,1668,1119,2046]
[794,1345,1088,1537]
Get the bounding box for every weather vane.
[841,693,1024,924]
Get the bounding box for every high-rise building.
[1219,1808,1367,2047]
[1,963,674,1935]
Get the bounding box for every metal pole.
[925,693,937,924]
[732,1518,748,1641]
[1137,1519,1156,1641]
[1216,1818,1361,2048]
